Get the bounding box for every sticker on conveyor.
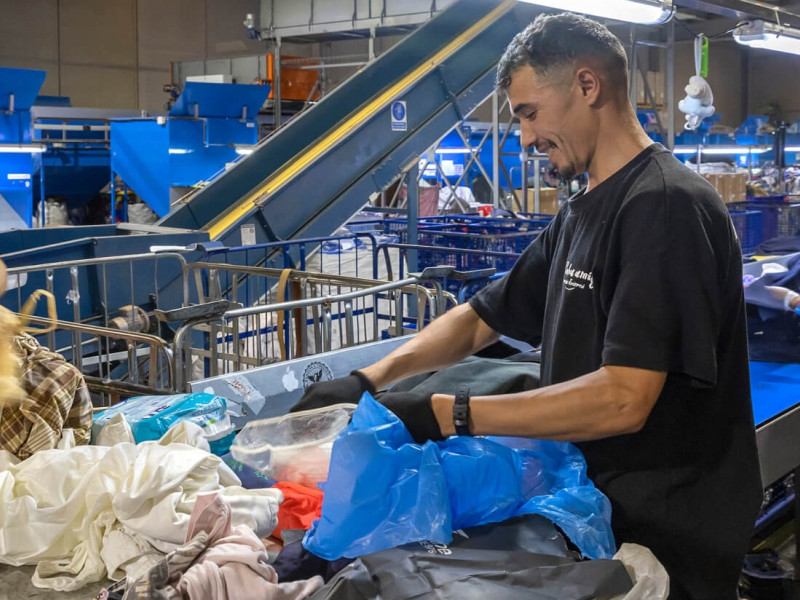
[222,375,266,416]
[302,361,333,391]
[391,100,407,132]
[282,367,299,392]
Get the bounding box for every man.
[292,13,762,599]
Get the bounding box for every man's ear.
[576,67,601,105]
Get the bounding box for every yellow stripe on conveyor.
[205,0,516,240]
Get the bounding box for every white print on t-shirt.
[563,260,595,291]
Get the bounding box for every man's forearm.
[361,303,500,390]
[431,365,666,441]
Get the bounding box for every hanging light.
[516,0,674,25]
[0,144,46,154]
[734,20,800,56]
[672,145,771,156]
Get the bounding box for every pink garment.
[175,492,322,600]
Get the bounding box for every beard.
[555,162,577,180]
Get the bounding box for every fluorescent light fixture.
[673,145,771,155]
[434,148,473,154]
[235,146,255,156]
[516,0,673,25]
[785,146,800,152]
[168,148,192,155]
[0,144,46,154]
[734,20,800,56]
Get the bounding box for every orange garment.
[272,482,323,538]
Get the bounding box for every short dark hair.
[496,13,628,92]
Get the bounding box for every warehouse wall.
[0,0,267,112]
[747,49,800,122]
[3,3,800,127]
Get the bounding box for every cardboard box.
[515,187,560,214]
[702,172,747,204]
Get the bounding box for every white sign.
[391,100,407,132]
[241,223,256,246]
[7,173,31,180]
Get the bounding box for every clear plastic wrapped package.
[230,404,356,488]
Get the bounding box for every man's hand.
[289,370,376,413]
[379,392,444,444]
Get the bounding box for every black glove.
[378,391,444,444]
[289,370,376,413]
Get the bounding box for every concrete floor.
[0,565,112,600]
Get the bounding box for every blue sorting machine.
[111,82,270,218]
[0,66,145,228]
[0,67,46,228]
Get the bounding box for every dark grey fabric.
[386,356,540,396]
[306,515,632,600]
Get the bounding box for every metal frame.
[376,87,549,215]
[19,314,175,405]
[172,266,452,390]
[5,252,189,345]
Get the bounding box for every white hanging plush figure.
[678,36,715,131]
[679,75,715,131]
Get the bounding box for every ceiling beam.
[676,0,800,28]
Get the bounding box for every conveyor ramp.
[158,0,535,252]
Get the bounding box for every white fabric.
[611,543,670,600]
[94,412,135,446]
[0,421,282,592]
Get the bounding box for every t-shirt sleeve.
[468,215,559,346]
[602,187,725,387]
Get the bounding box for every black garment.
[273,540,354,583]
[307,514,633,600]
[469,144,763,600]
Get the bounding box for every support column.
[666,19,675,150]
[492,90,500,207]
[274,37,282,129]
[629,26,638,111]
[407,165,419,273]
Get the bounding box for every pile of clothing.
[0,356,671,600]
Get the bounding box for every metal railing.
[3,246,480,397]
[6,252,189,336]
[172,264,454,390]
[20,314,174,405]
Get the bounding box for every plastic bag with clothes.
[303,394,615,561]
[92,393,235,455]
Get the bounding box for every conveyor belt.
[751,361,800,487]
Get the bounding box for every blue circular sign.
[392,101,406,120]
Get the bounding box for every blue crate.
[728,209,763,252]
[729,201,800,242]
[401,227,543,255]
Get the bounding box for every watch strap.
[453,385,471,436]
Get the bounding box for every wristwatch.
[453,385,471,436]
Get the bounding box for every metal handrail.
[19,314,175,401]
[172,273,446,390]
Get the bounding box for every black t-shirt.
[470,144,763,600]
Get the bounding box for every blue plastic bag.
[303,394,615,560]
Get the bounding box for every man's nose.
[519,122,537,152]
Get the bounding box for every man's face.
[506,64,594,180]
